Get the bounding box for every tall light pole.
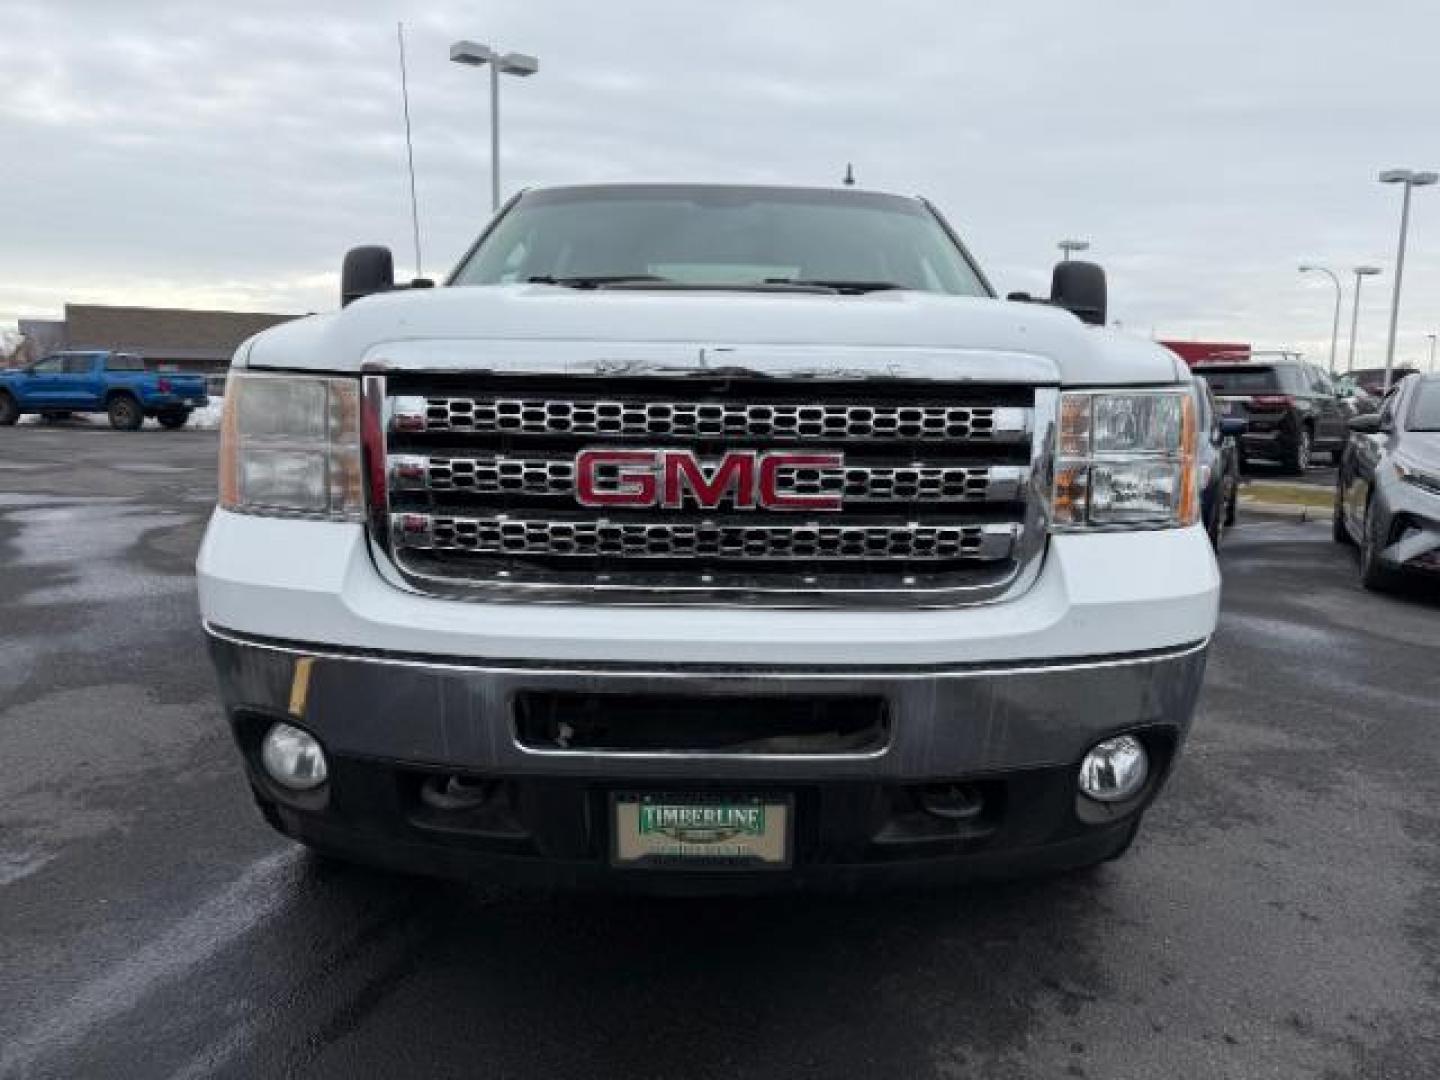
[1428,332,1438,373]
[1378,168,1438,392]
[450,40,539,213]
[1057,239,1090,262]
[1298,265,1342,374]
[1346,266,1383,372]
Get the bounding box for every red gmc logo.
[575,449,844,511]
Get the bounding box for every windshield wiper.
[763,278,908,294]
[527,274,670,289]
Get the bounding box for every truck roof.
[515,182,928,211]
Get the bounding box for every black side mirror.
[341,246,395,307]
[1347,414,1382,434]
[1050,261,1107,326]
[1219,417,1247,437]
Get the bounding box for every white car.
[198,183,1218,891]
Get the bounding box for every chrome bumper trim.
[206,624,1209,777]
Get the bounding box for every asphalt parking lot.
[2,427,1438,1080]
[1244,461,1337,488]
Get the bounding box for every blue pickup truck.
[0,351,210,430]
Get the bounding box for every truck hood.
[242,285,1187,386]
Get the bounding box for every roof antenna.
[397,22,424,279]
[843,163,856,187]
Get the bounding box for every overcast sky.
[3,0,1438,367]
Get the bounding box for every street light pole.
[1346,266,1383,373]
[450,40,539,213]
[489,60,500,214]
[1298,265,1342,374]
[1429,332,1438,373]
[1378,168,1439,392]
[1057,239,1089,262]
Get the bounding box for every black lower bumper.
[252,760,1147,894]
[207,627,1205,892]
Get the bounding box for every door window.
[29,356,63,374]
[61,355,92,374]
[1282,366,1311,394]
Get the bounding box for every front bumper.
[1376,476,1440,573]
[208,628,1207,891]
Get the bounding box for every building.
[9,304,301,372]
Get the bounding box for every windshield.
[452,186,990,296]
[1408,380,1440,431]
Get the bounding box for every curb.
[1237,498,1333,522]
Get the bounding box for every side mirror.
[1347,414,1382,434]
[1050,261,1107,326]
[341,246,395,307]
[1219,417,1247,437]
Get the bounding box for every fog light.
[261,722,328,790]
[1078,735,1148,803]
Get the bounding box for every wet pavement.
[1,426,1438,1080]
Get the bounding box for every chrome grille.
[394,453,1028,504]
[372,374,1051,606]
[393,395,1030,442]
[396,514,1017,561]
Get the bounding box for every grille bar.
[392,513,1020,562]
[389,453,1029,504]
[391,395,1031,443]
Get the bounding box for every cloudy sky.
[3,0,1438,367]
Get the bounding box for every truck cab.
[198,184,1219,891]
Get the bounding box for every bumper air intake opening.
[871,781,1004,847]
[406,773,530,841]
[513,692,890,756]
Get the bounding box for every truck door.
[55,354,100,408]
[22,355,66,407]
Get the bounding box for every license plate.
[612,793,791,870]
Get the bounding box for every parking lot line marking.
[0,848,300,1077]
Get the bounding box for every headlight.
[1052,388,1199,530]
[1394,455,1440,496]
[219,372,364,520]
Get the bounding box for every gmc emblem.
[575,449,845,512]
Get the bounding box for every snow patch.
[17,413,96,426]
[188,395,224,430]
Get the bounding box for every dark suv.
[1193,355,1349,473]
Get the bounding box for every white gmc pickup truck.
[198,183,1219,891]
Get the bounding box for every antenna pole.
[397,22,423,278]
